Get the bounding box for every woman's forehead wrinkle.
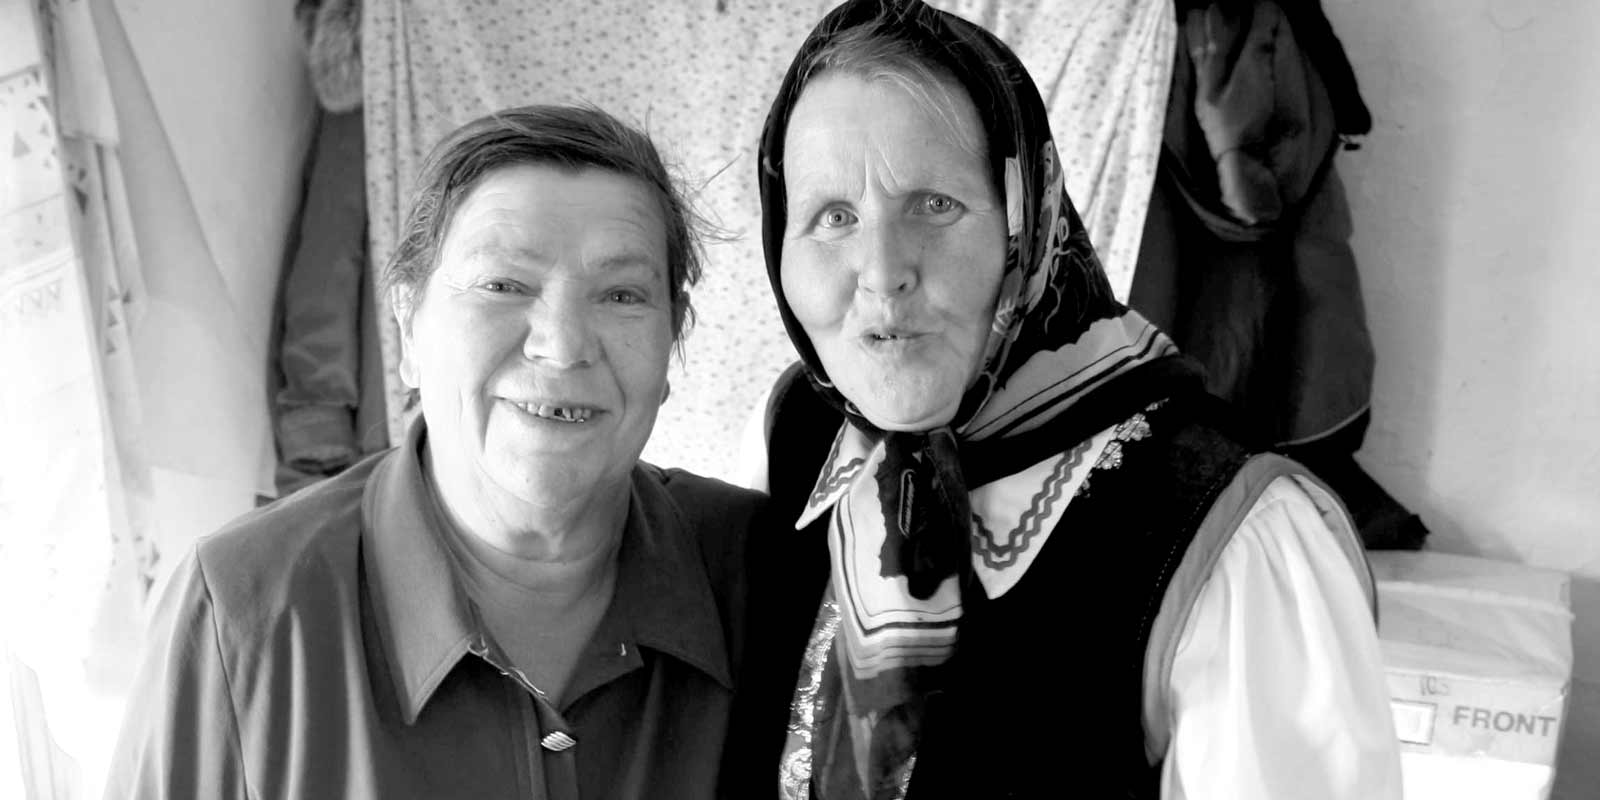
[608,210,664,242]
[786,137,858,200]
[588,245,667,274]
[876,136,982,201]
[610,190,665,232]
[463,242,550,265]
[452,214,553,262]
[781,78,988,203]
[866,139,905,197]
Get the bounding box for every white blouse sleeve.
[1159,475,1402,800]
[732,384,774,494]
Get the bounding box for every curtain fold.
[1,0,144,794]
[1,0,313,795]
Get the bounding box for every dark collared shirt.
[105,422,762,799]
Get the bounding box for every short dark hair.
[384,105,705,340]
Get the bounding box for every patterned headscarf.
[758,2,1203,796]
[761,0,1197,595]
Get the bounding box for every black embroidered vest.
[720,366,1255,799]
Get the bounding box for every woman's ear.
[390,286,420,388]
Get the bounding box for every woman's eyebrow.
[591,252,665,274]
[783,185,832,221]
[461,243,549,265]
[784,174,828,199]
[461,244,661,273]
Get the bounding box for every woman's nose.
[523,294,597,367]
[855,221,918,297]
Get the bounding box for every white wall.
[1324,1,1600,795]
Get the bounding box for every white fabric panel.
[0,6,142,798]
[0,1,314,794]
[112,0,314,408]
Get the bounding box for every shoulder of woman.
[1145,455,1374,688]
[1173,455,1371,606]
[1215,458,1371,593]
[1142,462,1379,760]
[650,467,769,527]
[642,468,770,628]
[189,450,378,635]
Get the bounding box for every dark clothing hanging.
[1129,0,1425,549]
[1172,0,1370,138]
[275,108,369,488]
[272,0,384,496]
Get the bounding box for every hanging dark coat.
[1129,0,1372,448]
[1131,0,1427,549]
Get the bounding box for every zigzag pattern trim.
[807,427,865,507]
[971,438,1093,569]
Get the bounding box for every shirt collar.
[793,423,870,530]
[362,419,479,725]
[792,417,1125,600]
[609,466,733,690]
[363,420,731,725]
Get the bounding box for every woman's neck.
[421,446,630,601]
[420,447,626,703]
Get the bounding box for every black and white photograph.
[0,0,1595,797]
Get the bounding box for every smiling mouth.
[509,401,595,423]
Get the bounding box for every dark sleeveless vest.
[721,365,1265,799]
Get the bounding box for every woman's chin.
[854,396,961,433]
[825,346,984,433]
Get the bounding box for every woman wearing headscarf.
[723,2,1401,798]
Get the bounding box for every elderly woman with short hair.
[107,105,764,799]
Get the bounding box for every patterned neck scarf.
[758,2,1201,796]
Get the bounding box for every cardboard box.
[1370,551,1574,800]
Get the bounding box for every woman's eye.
[480,279,521,294]
[819,207,857,228]
[607,289,645,305]
[918,194,961,215]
